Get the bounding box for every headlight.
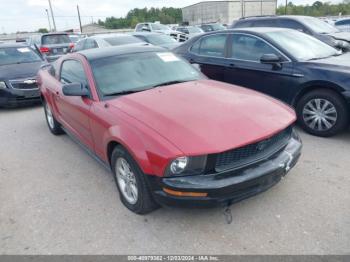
[0,81,7,89]
[333,39,350,49]
[166,155,207,177]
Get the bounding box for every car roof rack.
[239,15,277,20]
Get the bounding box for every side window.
[231,34,280,62]
[235,20,253,28]
[191,39,201,54]
[84,39,98,50]
[252,19,278,27]
[60,60,89,89]
[198,34,227,57]
[74,39,85,51]
[279,19,308,33]
[135,24,143,31]
[335,20,350,26]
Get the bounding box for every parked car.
[72,34,148,52]
[27,33,74,62]
[199,23,226,32]
[37,45,302,214]
[135,22,188,42]
[0,43,45,107]
[68,34,86,43]
[232,15,350,52]
[132,32,180,50]
[174,26,204,38]
[174,28,350,137]
[334,18,350,32]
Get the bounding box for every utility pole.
[48,0,57,31]
[285,0,288,15]
[77,5,83,33]
[45,9,52,32]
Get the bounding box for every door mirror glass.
[62,82,89,97]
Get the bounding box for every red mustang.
[37,46,302,214]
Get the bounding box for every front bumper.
[0,88,41,107]
[147,137,302,208]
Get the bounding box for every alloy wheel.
[45,103,55,130]
[115,157,138,205]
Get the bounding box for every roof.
[78,45,165,61]
[240,15,314,21]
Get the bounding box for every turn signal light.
[163,188,207,197]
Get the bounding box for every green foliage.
[37,28,49,33]
[99,7,183,29]
[277,0,350,16]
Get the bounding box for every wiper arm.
[104,88,148,97]
[152,80,191,88]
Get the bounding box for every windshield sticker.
[17,48,31,53]
[157,52,180,62]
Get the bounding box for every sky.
[0,0,341,33]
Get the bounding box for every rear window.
[0,47,42,66]
[42,34,71,45]
[103,36,143,46]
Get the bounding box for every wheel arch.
[292,81,345,107]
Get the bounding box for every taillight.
[69,43,75,49]
[39,46,50,54]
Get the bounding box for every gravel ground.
[0,105,349,255]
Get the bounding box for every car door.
[187,33,229,81]
[56,59,94,149]
[224,33,296,102]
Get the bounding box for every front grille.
[10,79,38,90]
[215,127,292,172]
[170,33,188,42]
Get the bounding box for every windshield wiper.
[104,88,149,97]
[152,80,192,88]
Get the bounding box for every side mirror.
[62,82,89,97]
[260,53,281,64]
[260,54,283,70]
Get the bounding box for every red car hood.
[110,80,296,155]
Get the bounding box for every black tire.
[296,89,349,137]
[43,100,64,135]
[111,146,159,214]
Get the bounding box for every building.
[182,0,277,25]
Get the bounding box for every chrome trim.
[9,78,39,90]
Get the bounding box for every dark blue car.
[174,28,350,137]
[0,43,45,107]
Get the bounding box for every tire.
[43,100,64,135]
[111,146,159,214]
[296,89,349,137]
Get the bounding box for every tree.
[38,28,49,33]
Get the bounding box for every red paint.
[38,53,296,177]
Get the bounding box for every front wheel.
[296,89,349,137]
[43,100,64,135]
[111,146,159,214]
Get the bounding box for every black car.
[231,15,350,51]
[174,28,350,137]
[132,32,180,50]
[0,44,45,107]
[27,33,74,62]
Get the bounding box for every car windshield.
[300,16,340,34]
[104,36,143,46]
[0,47,42,66]
[91,52,203,97]
[266,30,340,61]
[42,34,71,45]
[151,24,169,30]
[187,27,203,33]
[144,34,177,45]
